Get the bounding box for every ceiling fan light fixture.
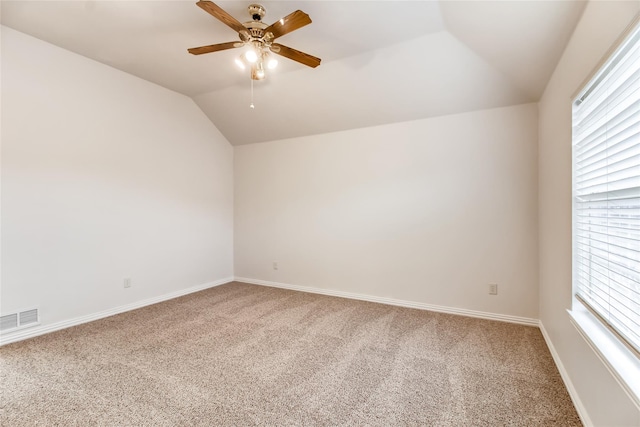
[245,49,258,63]
[267,57,278,70]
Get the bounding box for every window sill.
[568,302,640,410]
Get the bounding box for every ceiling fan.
[188,1,321,80]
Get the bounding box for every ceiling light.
[234,58,246,70]
[256,69,265,79]
[267,58,278,70]
[245,50,258,63]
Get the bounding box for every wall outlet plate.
[489,283,498,295]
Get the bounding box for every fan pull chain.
[250,78,255,109]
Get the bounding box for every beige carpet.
[1,281,581,426]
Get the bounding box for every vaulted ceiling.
[1,1,587,145]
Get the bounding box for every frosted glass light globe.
[245,50,258,63]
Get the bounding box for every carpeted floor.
[0,281,581,426]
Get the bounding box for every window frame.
[569,15,640,408]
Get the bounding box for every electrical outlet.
[273,262,278,270]
[124,278,132,288]
[489,283,498,295]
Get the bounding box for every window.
[572,22,640,356]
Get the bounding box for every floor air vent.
[1,308,39,333]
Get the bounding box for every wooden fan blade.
[188,41,241,55]
[264,10,311,40]
[196,1,246,34]
[271,43,321,68]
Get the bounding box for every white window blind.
[572,23,640,355]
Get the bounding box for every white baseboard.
[539,321,592,427]
[0,277,234,346]
[234,277,539,327]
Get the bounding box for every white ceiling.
[1,0,587,145]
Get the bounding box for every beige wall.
[538,2,640,425]
[1,27,234,332]
[235,104,539,320]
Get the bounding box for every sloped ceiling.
[1,1,587,145]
